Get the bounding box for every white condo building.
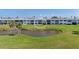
[0,16,79,25]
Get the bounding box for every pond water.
[21,30,61,37]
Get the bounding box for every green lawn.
[0,25,79,48]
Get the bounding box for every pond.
[21,29,62,37]
[0,28,62,37]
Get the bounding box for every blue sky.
[0,9,79,17]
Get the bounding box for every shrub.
[72,31,79,34]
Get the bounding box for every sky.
[0,9,79,17]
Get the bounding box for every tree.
[9,20,16,28]
[16,22,22,29]
[51,16,58,19]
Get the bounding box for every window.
[52,20,54,21]
[47,20,51,24]
[35,23,38,24]
[60,20,63,21]
[38,20,42,24]
[52,23,54,24]
[47,20,51,22]
[68,20,72,22]
[31,23,34,24]
[64,20,66,21]
[60,23,62,24]
[30,20,34,22]
[55,20,59,24]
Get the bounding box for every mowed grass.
[0,25,79,48]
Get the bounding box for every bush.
[46,28,63,32]
[72,31,79,34]
[0,25,10,31]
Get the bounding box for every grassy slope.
[0,25,79,48]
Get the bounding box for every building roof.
[0,16,79,20]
